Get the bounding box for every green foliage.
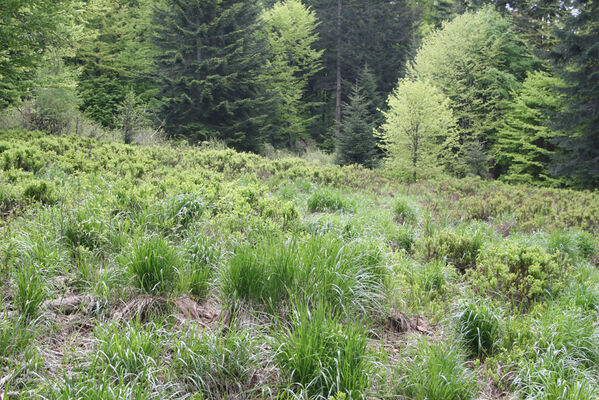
[91,321,162,384]
[470,240,565,307]
[0,0,76,107]
[547,230,598,262]
[308,188,353,213]
[395,339,476,400]
[495,71,566,185]
[124,236,180,295]
[174,325,258,399]
[223,235,385,315]
[14,264,47,320]
[454,298,503,358]
[261,0,323,150]
[393,198,417,224]
[180,234,218,299]
[23,180,57,204]
[409,6,534,175]
[378,79,458,180]
[223,237,300,308]
[336,80,379,168]
[275,302,371,399]
[416,229,484,271]
[152,0,271,150]
[548,0,599,187]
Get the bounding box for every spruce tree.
[548,0,599,187]
[152,0,271,151]
[336,82,378,168]
[495,70,565,186]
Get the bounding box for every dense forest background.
[1,0,598,187]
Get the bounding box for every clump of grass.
[454,297,503,358]
[547,230,597,262]
[275,302,372,399]
[390,225,415,252]
[503,303,599,400]
[222,235,386,316]
[91,321,162,385]
[46,376,153,400]
[222,236,299,308]
[14,264,47,320]
[395,338,476,400]
[179,234,219,299]
[124,236,180,294]
[23,180,57,204]
[173,324,258,399]
[308,188,352,213]
[393,197,416,224]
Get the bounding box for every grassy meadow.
[1,130,598,399]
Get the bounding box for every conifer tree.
[152,0,272,151]
[336,82,378,168]
[548,0,599,187]
[495,70,565,186]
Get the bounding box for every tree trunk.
[335,0,342,137]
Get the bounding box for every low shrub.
[416,229,484,271]
[470,241,566,308]
[275,303,371,399]
[395,339,476,400]
[23,180,58,204]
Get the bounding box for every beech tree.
[377,79,458,181]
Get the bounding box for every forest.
[1,0,599,399]
[1,0,598,187]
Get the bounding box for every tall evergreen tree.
[152,0,271,150]
[548,0,599,187]
[495,70,565,185]
[302,0,417,147]
[336,82,378,168]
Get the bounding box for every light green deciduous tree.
[377,79,458,181]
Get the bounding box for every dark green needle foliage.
[152,0,272,151]
[336,82,379,168]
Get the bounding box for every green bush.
[395,339,476,400]
[23,180,58,204]
[124,236,181,294]
[454,298,503,358]
[547,230,597,262]
[470,241,566,307]
[416,229,484,271]
[275,303,371,399]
